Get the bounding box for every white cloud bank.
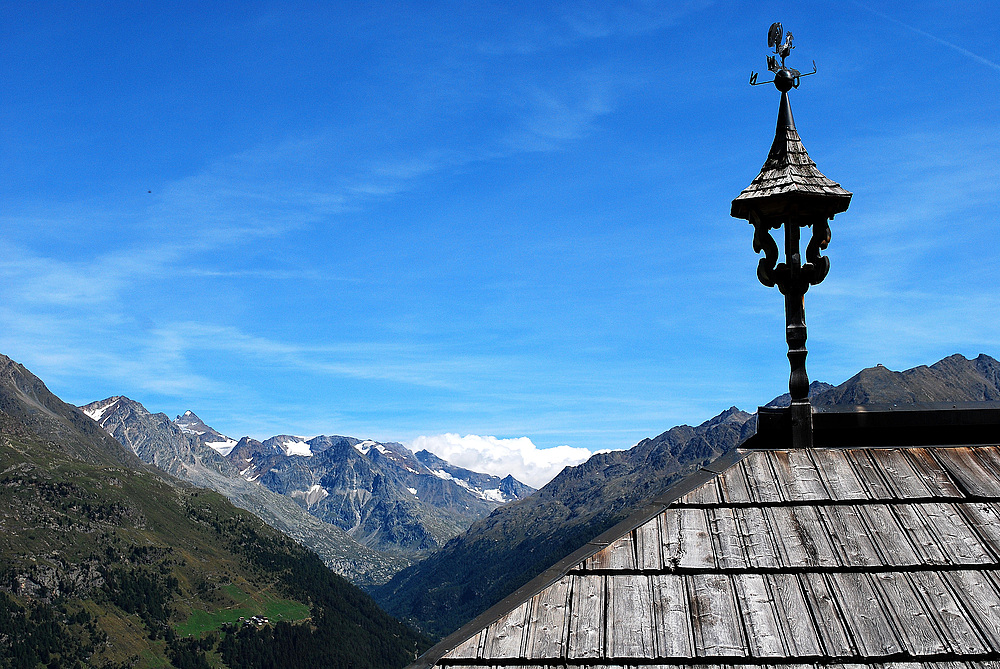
[409,433,593,489]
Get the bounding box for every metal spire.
[732,23,852,449]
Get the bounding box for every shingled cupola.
[732,22,852,449]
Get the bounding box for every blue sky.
[2,2,998,482]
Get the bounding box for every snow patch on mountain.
[206,438,238,457]
[482,488,505,502]
[353,440,388,456]
[451,478,478,495]
[291,484,329,506]
[430,467,517,503]
[82,398,120,422]
[280,439,313,457]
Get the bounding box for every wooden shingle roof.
[413,441,1000,668]
[731,91,852,222]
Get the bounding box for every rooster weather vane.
[749,22,817,89]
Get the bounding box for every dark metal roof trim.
[405,448,748,669]
[747,404,1000,450]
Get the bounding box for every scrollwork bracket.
[802,218,832,285]
[750,211,779,288]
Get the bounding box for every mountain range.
[76,396,401,586]
[8,347,999,659]
[373,353,1000,638]
[79,396,534,587]
[0,353,428,668]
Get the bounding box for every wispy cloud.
[476,1,712,55]
[856,4,1000,73]
[0,304,526,399]
[0,65,628,404]
[144,322,494,389]
[502,68,623,152]
[145,138,457,245]
[0,307,215,397]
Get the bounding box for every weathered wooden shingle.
[418,445,1000,669]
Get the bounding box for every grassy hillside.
[0,355,429,668]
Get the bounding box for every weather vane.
[749,22,817,89]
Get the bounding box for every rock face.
[174,409,227,439]
[79,398,535,582]
[374,353,1000,640]
[82,397,238,476]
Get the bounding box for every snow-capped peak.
[173,410,229,440]
[174,410,208,434]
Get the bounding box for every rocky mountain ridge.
[80,398,535,584]
[811,353,1000,406]
[413,449,535,503]
[79,396,403,586]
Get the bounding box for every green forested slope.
[0,355,428,668]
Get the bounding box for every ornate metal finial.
[735,23,853,450]
[749,22,816,90]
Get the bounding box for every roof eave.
[731,191,852,222]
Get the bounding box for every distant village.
[237,615,271,628]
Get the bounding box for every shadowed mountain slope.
[374,407,755,638]
[812,353,1000,406]
[0,355,143,469]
